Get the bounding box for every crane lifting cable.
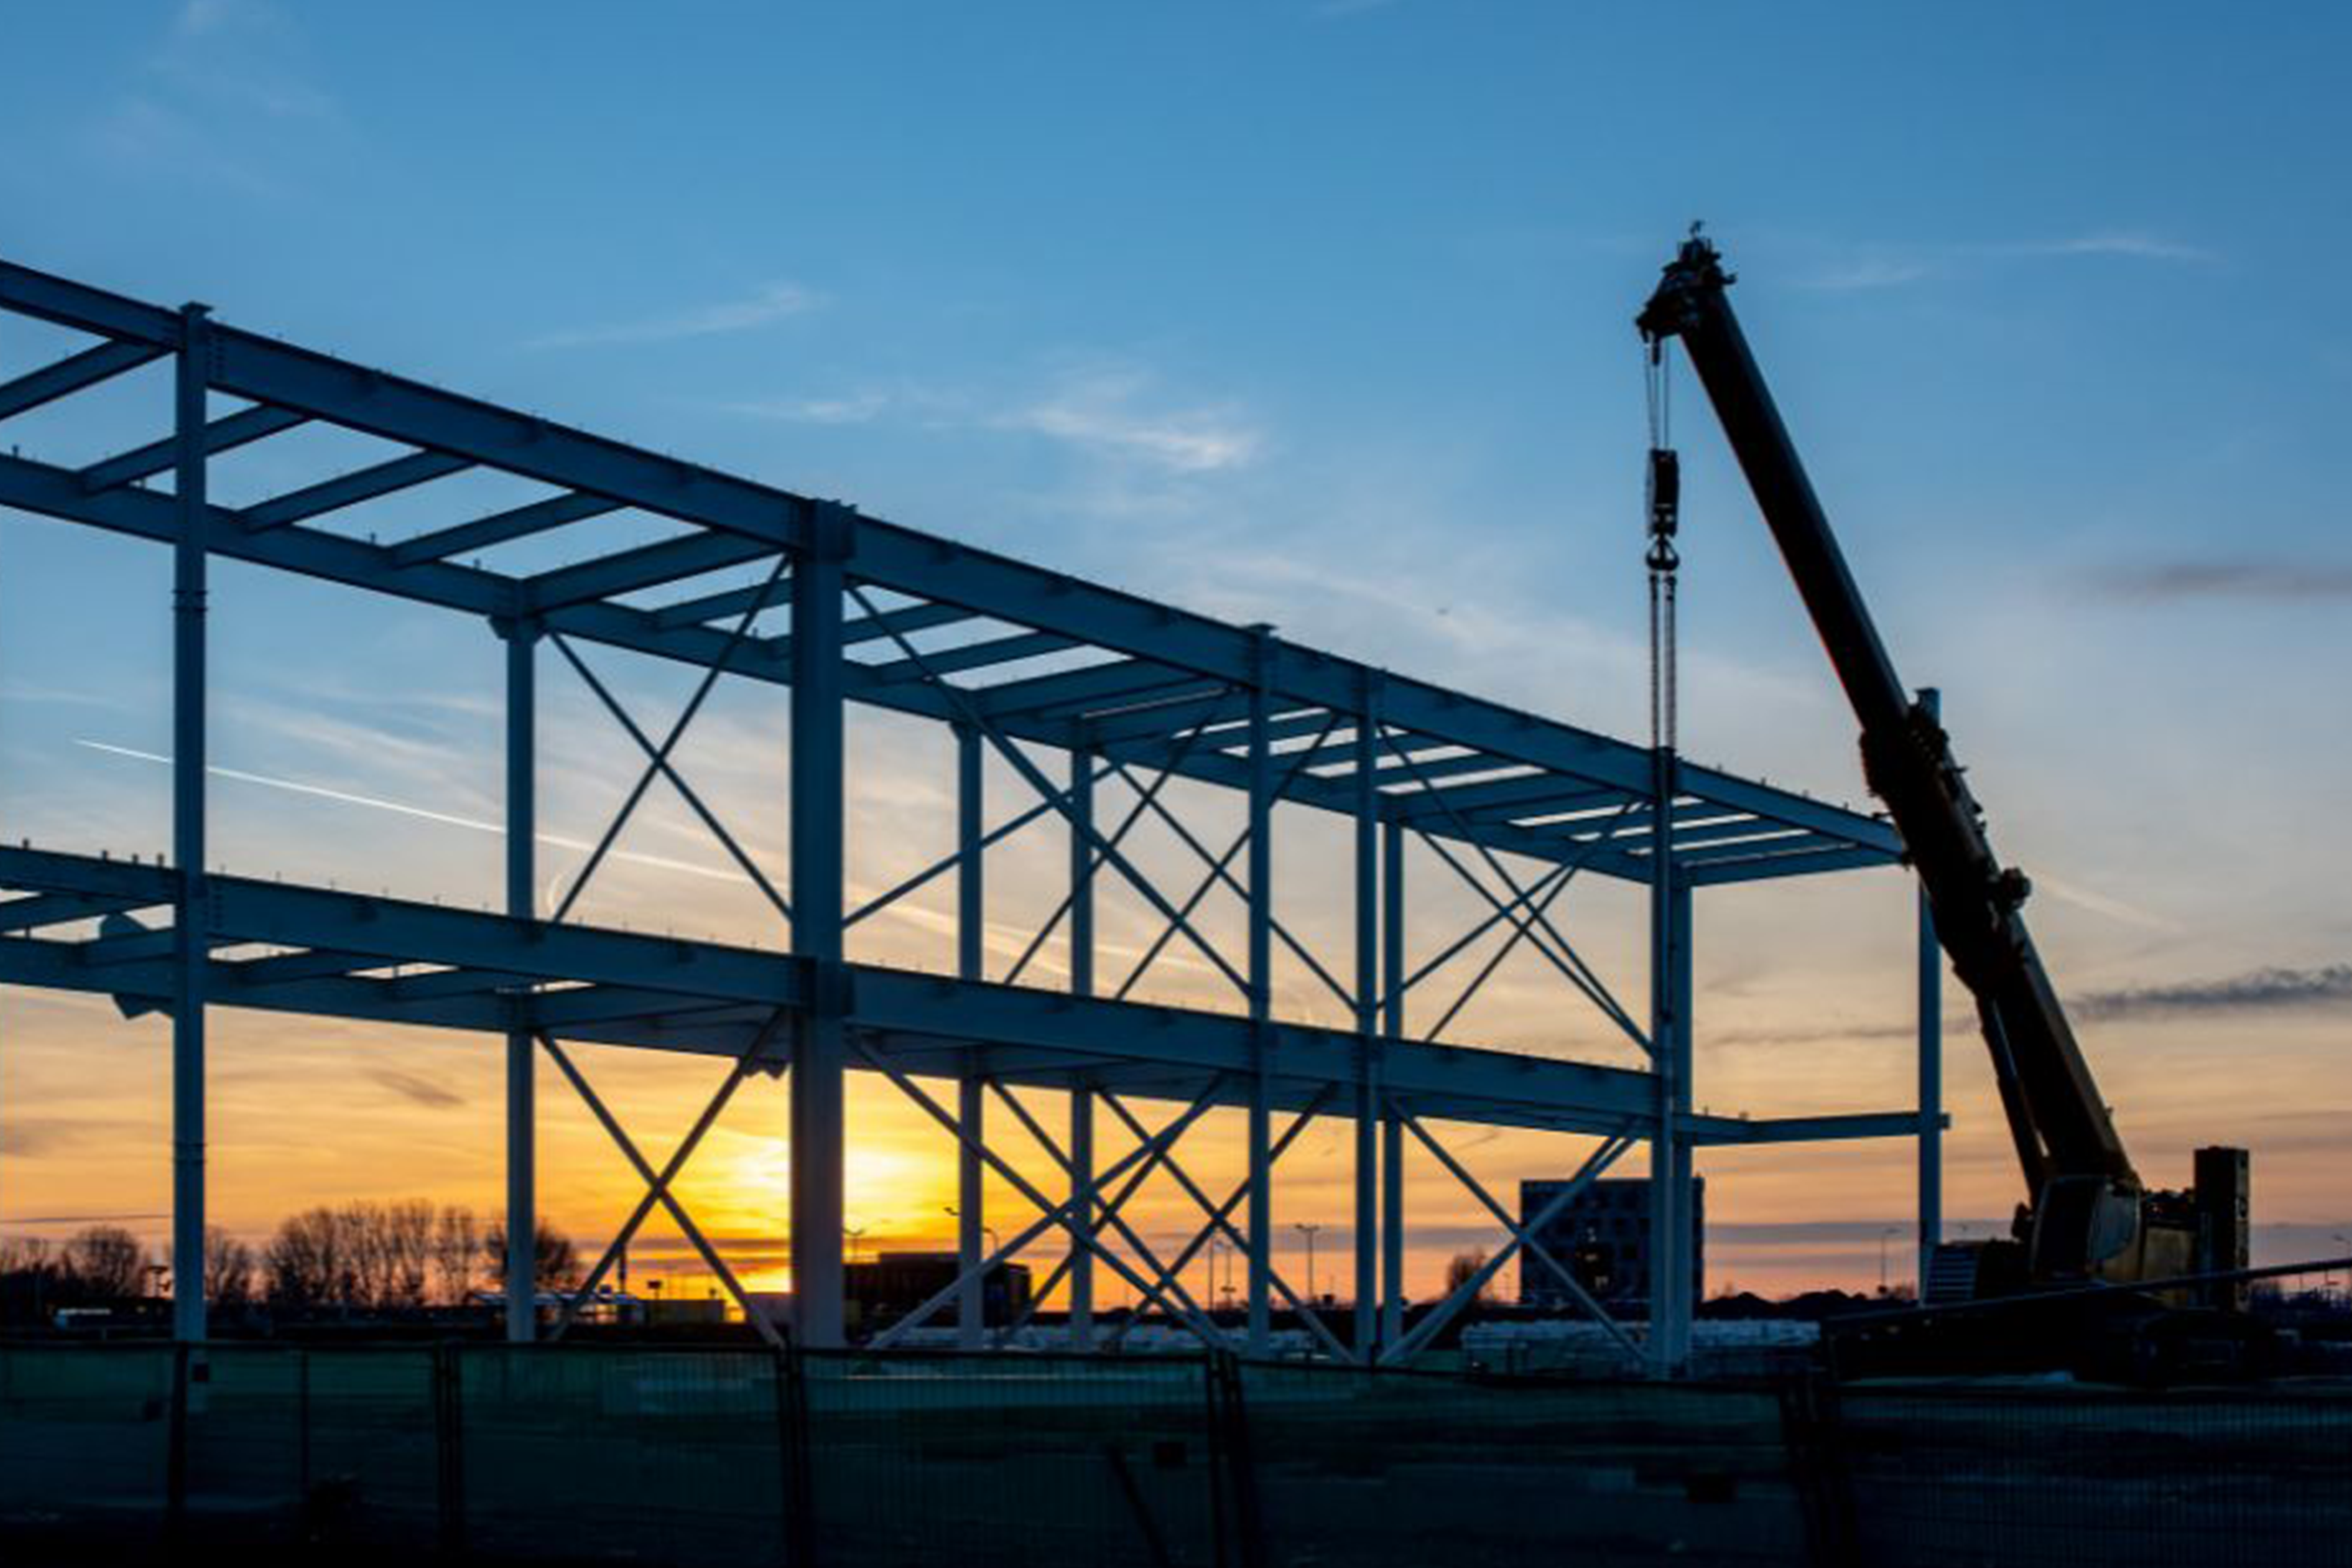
[1644,322,1681,758]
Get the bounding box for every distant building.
[1517,1177,1703,1311]
[846,1252,1033,1331]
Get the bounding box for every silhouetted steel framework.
[0,259,1940,1370]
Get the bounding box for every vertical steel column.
[1668,875,1695,1357]
[1379,817,1405,1350]
[1244,640,1273,1356]
[790,511,850,1349]
[1646,762,1688,1376]
[170,303,210,1345]
[1067,747,1095,1349]
[955,723,985,1349]
[503,618,539,1344]
[1915,687,1943,1293]
[1351,690,1380,1362]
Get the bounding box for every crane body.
[1636,236,2246,1300]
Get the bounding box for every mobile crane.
[1635,235,2249,1307]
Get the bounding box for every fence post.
[1777,1373,1859,1568]
[295,1346,310,1513]
[1205,1352,1267,1568]
[166,1342,190,1545]
[774,1337,817,1568]
[433,1343,466,1556]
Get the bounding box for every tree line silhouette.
[0,1201,581,1321]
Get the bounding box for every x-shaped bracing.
[1378,724,1651,1055]
[858,1050,1231,1349]
[1379,1112,1639,1366]
[540,1011,790,1347]
[546,551,794,928]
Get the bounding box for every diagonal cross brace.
[1381,1126,1634,1365]
[987,1080,1234,1348]
[549,550,790,924]
[1003,691,1238,987]
[854,1035,1231,1345]
[982,1082,1223,1333]
[1418,797,1647,1044]
[864,1071,1227,1348]
[1097,737,1356,1012]
[539,1023,789,1347]
[1106,1086,1334,1351]
[1097,1088,1355,1362]
[551,631,793,925]
[844,581,1252,999]
[1383,722,1648,1054]
[1107,708,1347,1005]
[1395,1106,1642,1360]
[544,1015,786,1339]
[844,753,1125,930]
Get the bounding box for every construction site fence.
[0,1340,2345,1567]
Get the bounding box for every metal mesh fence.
[1828,1384,2352,1568]
[1,1340,2346,1566]
[1237,1362,1806,1566]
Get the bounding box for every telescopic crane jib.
[1635,232,2250,1301]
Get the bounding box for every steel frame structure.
[0,258,1942,1370]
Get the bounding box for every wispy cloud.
[1715,961,2352,1047]
[529,282,824,350]
[993,367,1261,474]
[723,362,1263,476]
[1802,231,2217,292]
[726,391,894,426]
[2076,964,2352,1022]
[1803,256,1935,293]
[2091,558,2352,603]
[87,0,338,196]
[365,1069,466,1109]
[2002,232,2216,264]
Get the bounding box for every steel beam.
[171,306,209,1343]
[1381,815,1406,1351]
[1067,745,1095,1349]
[1353,700,1379,1361]
[242,450,472,533]
[392,492,622,567]
[503,616,539,1344]
[0,338,165,420]
[79,404,308,492]
[789,507,850,1348]
[1916,688,1943,1293]
[956,722,985,1349]
[1245,640,1273,1356]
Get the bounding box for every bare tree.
[62,1226,149,1300]
[380,1200,435,1308]
[206,1227,256,1306]
[1443,1249,1494,1302]
[483,1219,584,1293]
[430,1205,480,1305]
[266,1206,351,1309]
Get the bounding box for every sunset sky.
[1,3,2347,1308]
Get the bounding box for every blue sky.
[1,2,2346,1296]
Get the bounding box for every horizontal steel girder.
[0,255,1900,882]
[0,845,1920,1145]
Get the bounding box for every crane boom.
[1635,235,2172,1282]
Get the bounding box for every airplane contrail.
[74,740,748,888]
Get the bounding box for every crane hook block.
[1646,447,1681,539]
